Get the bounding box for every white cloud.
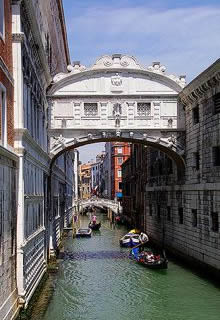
[67,5,220,81]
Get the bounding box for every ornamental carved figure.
[111,73,122,86]
[52,135,66,148]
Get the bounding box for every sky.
[62,0,220,163]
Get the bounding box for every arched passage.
[49,137,185,174]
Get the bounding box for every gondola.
[130,242,168,269]
[76,228,92,237]
[88,222,101,231]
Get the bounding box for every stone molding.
[12,32,24,43]
[0,57,14,85]
[0,145,19,163]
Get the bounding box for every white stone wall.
[12,0,72,307]
[0,148,19,320]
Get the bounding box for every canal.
[42,212,220,320]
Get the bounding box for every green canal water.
[43,213,220,320]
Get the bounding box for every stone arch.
[49,136,185,175]
[78,199,120,215]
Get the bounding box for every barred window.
[213,93,220,114]
[137,103,151,117]
[211,212,219,232]
[84,103,98,117]
[192,209,197,227]
[213,146,220,166]
[167,206,171,221]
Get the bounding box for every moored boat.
[119,233,140,248]
[130,244,168,269]
[76,228,92,237]
[88,222,101,231]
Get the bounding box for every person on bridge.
[139,232,149,244]
[92,214,97,225]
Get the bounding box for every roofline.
[57,0,71,66]
[179,58,220,98]
[48,67,183,95]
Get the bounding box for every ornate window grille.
[137,103,151,117]
[84,103,98,117]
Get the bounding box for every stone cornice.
[0,145,19,163]
[23,0,51,86]
[14,128,50,161]
[12,32,24,43]
[48,94,178,100]
[0,57,14,85]
[56,0,71,65]
[179,58,220,106]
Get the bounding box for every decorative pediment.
[49,54,186,95]
[91,54,143,70]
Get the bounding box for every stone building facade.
[0,1,19,319]
[11,0,72,308]
[121,144,148,227]
[110,142,131,200]
[79,163,92,200]
[144,59,220,277]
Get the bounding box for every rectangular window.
[167,206,171,221]
[193,152,200,170]
[192,106,199,124]
[118,182,123,190]
[0,0,4,40]
[117,147,122,154]
[118,169,122,178]
[167,158,173,174]
[178,207,183,224]
[118,157,123,165]
[149,204,152,216]
[213,93,220,114]
[192,209,197,227]
[157,205,161,220]
[0,84,7,146]
[211,212,219,232]
[213,146,220,166]
[84,103,98,117]
[137,103,151,117]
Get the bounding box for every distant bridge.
[75,198,122,215]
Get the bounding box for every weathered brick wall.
[0,0,14,146]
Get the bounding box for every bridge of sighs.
[47,54,186,171]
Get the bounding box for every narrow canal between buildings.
[42,212,220,320]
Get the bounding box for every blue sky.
[62,0,220,162]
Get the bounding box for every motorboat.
[130,244,168,269]
[119,233,140,248]
[88,222,101,231]
[76,228,92,237]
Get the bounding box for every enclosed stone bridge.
[47,54,186,171]
[76,198,121,215]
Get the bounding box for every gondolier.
[92,214,97,224]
